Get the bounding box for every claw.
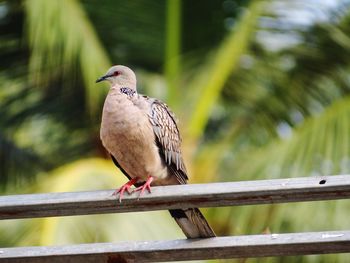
[133,176,154,200]
[112,177,139,203]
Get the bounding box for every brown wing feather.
[147,98,188,184]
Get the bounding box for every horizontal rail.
[1,230,350,262]
[0,175,350,220]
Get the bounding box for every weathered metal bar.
[1,230,349,262]
[0,175,349,220]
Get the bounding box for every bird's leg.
[112,177,139,203]
[133,176,154,199]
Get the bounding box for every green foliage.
[25,0,111,116]
[232,97,350,180]
[165,0,182,107]
[187,1,265,141]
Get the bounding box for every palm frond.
[164,0,181,107]
[25,0,111,116]
[231,97,350,181]
[0,133,51,188]
[186,1,266,141]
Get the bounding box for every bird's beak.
[96,75,108,83]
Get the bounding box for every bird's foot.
[112,177,139,203]
[134,176,154,200]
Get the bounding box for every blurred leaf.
[232,96,350,181]
[165,0,181,107]
[25,0,111,116]
[186,1,265,142]
[0,133,51,187]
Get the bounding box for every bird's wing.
[146,97,188,184]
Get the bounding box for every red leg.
[112,177,139,203]
[133,176,154,199]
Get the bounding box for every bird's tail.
[169,208,216,238]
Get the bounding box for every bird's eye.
[113,71,120,76]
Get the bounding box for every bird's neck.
[119,87,136,96]
[110,83,136,94]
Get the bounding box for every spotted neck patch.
[120,87,136,96]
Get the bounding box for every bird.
[96,65,215,239]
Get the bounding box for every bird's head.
[96,65,137,87]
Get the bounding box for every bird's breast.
[100,93,168,182]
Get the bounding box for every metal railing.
[1,175,350,262]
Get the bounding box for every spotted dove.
[96,65,215,238]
